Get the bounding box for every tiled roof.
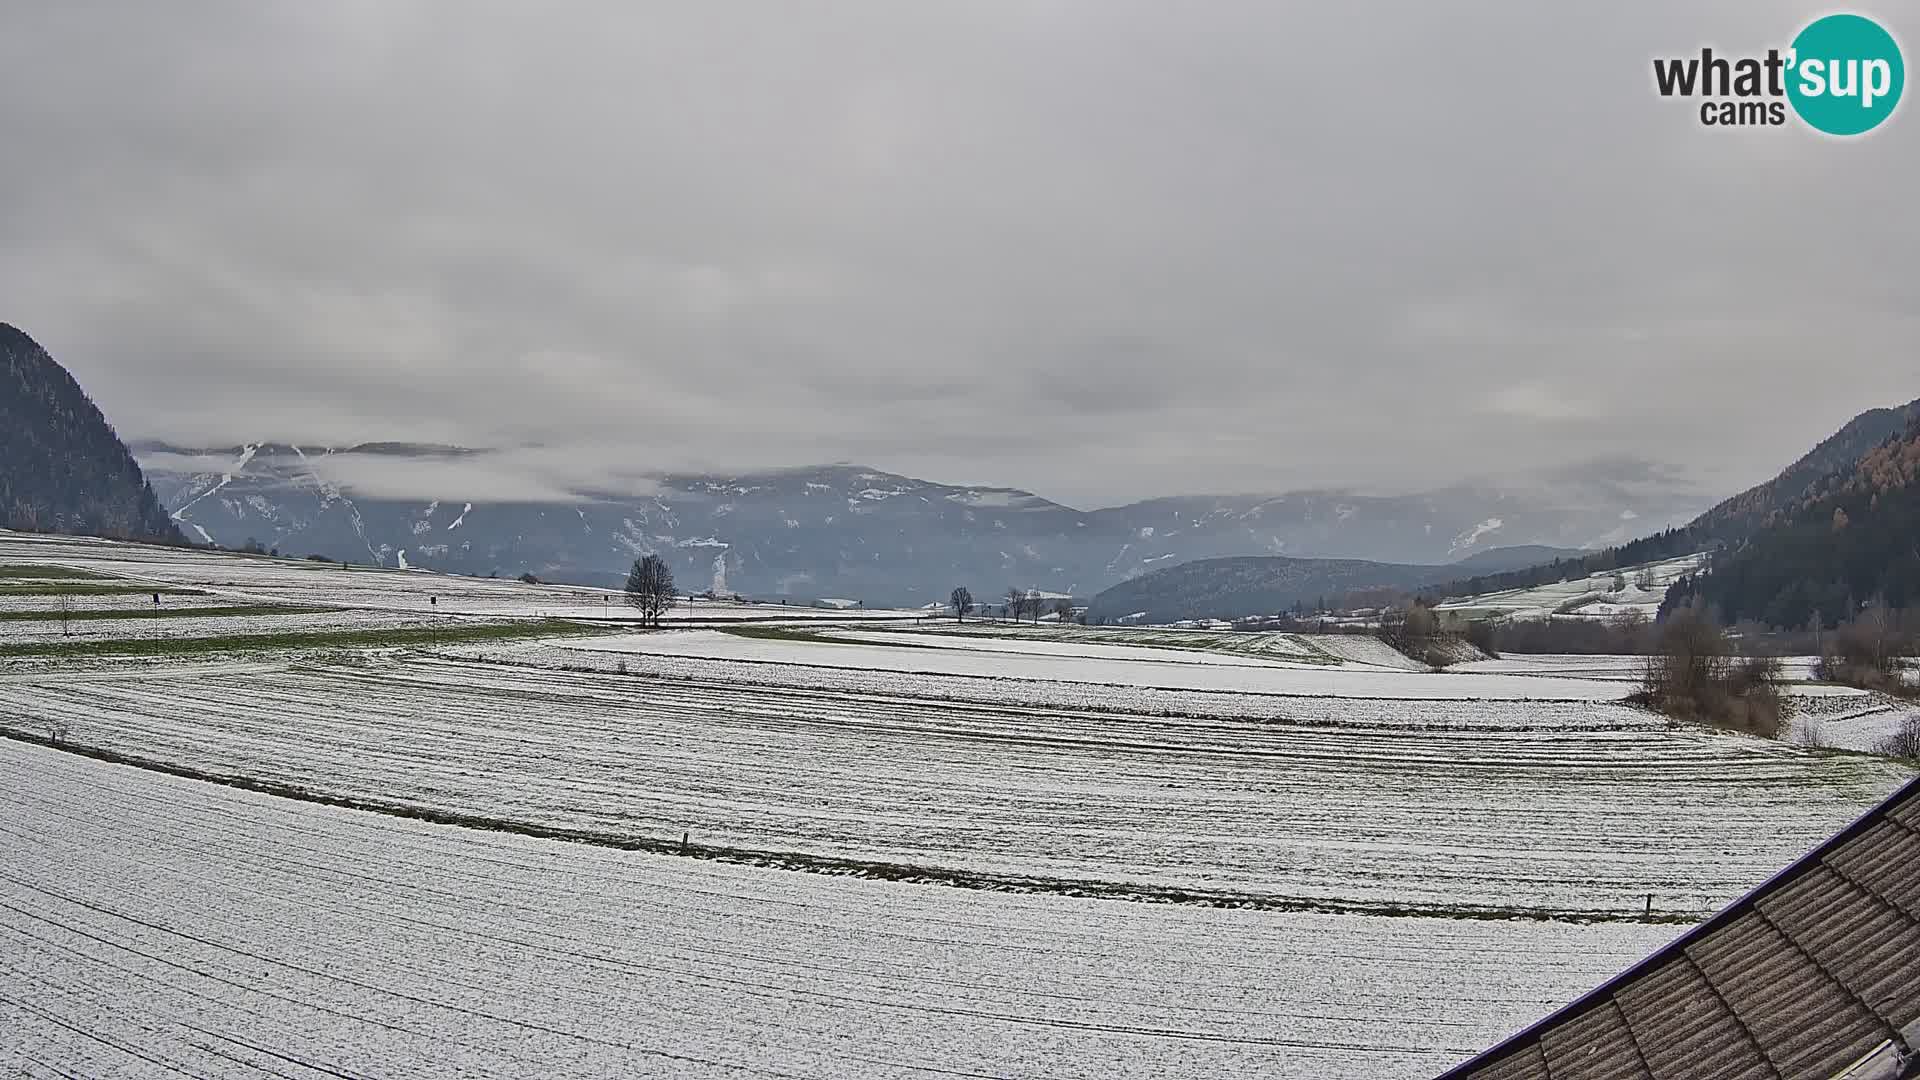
[1437,776,1920,1080]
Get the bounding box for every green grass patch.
[0,604,332,623]
[0,583,205,597]
[723,625,834,643]
[0,564,117,580]
[721,625,944,649]
[0,619,601,658]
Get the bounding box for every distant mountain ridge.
[1416,394,1920,607]
[1093,391,1920,624]
[135,440,1703,606]
[1446,544,1587,571]
[0,324,180,543]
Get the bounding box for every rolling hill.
[1084,554,1445,624]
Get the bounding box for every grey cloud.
[306,449,665,503]
[3,0,1916,509]
[143,447,661,504]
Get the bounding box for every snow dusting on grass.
[0,738,1676,1079]
[2,529,1914,1078]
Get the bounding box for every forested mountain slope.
[0,323,180,543]
[1665,417,1920,628]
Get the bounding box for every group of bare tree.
[1004,587,1036,622]
[945,586,1074,623]
[1006,588,1074,623]
[1811,601,1918,697]
[1628,606,1786,737]
[1378,600,1455,667]
[1880,715,1920,758]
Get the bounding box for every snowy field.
[0,531,925,624]
[0,740,1677,1080]
[837,628,1348,669]
[1787,694,1920,752]
[2,653,1905,917]
[0,607,447,645]
[1435,553,1708,622]
[915,622,1426,667]
[1453,651,1860,693]
[480,638,1673,727]
[4,531,1916,1077]
[574,629,1636,700]
[0,592,249,613]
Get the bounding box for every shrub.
[1628,609,1785,738]
[1876,714,1920,759]
[1380,602,1446,665]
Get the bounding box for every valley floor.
[1,529,1915,1077]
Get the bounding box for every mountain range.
[9,316,1911,625]
[134,441,1696,606]
[1092,393,1920,624]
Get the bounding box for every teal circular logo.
[1787,14,1904,135]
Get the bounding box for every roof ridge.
[1434,774,1920,1079]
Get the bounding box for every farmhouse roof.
[1436,775,1920,1080]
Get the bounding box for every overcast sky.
[3,2,1916,507]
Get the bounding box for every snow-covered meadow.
[571,628,1638,700]
[0,739,1677,1080]
[2,652,1906,917]
[0,607,447,645]
[1435,553,1708,622]
[0,531,924,624]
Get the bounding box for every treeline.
[1468,612,1654,655]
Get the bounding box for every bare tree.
[1813,599,1916,695]
[1005,587,1024,622]
[625,555,677,627]
[1052,598,1074,623]
[57,592,72,637]
[950,586,973,622]
[1878,714,1920,759]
